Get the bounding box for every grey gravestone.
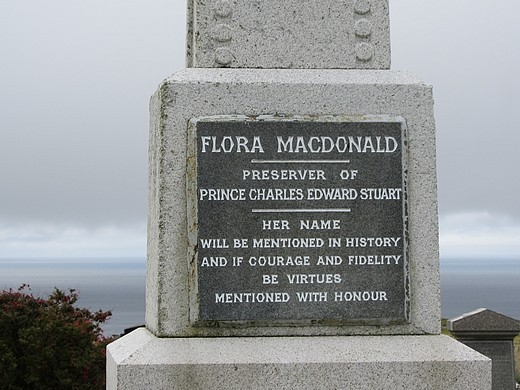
[107,0,492,388]
[448,308,520,390]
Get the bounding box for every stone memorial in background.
[448,308,520,390]
[107,1,491,388]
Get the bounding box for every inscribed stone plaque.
[187,115,409,327]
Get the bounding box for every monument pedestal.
[107,328,490,389]
[146,68,441,338]
[108,2,493,387]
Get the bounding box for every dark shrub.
[0,285,113,389]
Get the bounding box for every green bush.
[0,285,113,390]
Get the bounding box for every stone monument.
[448,308,520,390]
[107,1,491,388]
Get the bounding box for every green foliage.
[440,318,454,337]
[0,285,113,390]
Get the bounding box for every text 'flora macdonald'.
[187,117,410,326]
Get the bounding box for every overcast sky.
[1,0,519,259]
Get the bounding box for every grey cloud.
[1,0,519,232]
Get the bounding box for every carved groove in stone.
[354,0,372,15]
[212,1,235,67]
[356,42,374,61]
[214,0,233,18]
[211,24,233,42]
[354,0,373,63]
[355,19,372,38]
[215,47,233,65]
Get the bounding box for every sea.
[1,257,519,336]
[0,258,145,336]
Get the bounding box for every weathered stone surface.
[107,328,491,390]
[146,68,440,337]
[186,0,391,69]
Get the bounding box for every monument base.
[107,328,490,389]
